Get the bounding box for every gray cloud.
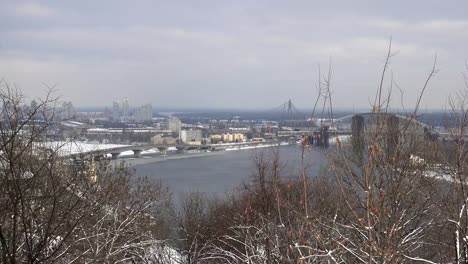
[0,0,467,110]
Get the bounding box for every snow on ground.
[146,245,184,264]
[42,141,130,156]
[42,141,163,157]
[117,148,161,158]
[329,135,351,145]
[409,154,455,183]
[225,142,290,151]
[141,148,160,155]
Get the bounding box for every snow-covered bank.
[225,142,290,151]
[329,135,351,145]
[41,141,165,158]
[117,148,160,158]
[41,141,130,156]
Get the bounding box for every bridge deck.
[67,140,289,158]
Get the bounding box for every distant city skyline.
[0,1,467,109]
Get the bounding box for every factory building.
[179,129,202,145]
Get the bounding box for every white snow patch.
[41,141,130,156]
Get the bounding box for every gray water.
[131,145,329,198]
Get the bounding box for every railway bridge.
[67,140,289,160]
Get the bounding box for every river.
[130,144,329,199]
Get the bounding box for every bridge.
[332,112,441,136]
[67,140,291,160]
[346,113,467,140]
[335,112,434,128]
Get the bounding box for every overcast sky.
[0,0,467,110]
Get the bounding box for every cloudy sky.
[0,0,467,110]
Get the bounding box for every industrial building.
[151,134,178,145]
[179,129,202,145]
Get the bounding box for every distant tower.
[145,104,153,121]
[112,101,121,121]
[166,117,182,133]
[30,100,38,119]
[134,104,153,122]
[121,98,129,121]
[62,101,76,120]
[30,100,38,110]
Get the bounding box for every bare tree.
[0,81,173,263]
[323,42,446,263]
[191,41,454,264]
[435,63,468,263]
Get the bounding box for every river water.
[130,144,329,199]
